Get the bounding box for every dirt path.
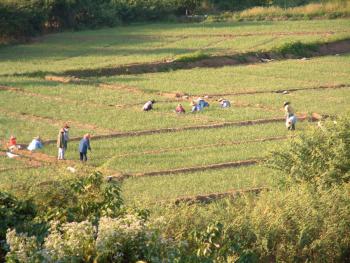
[173,187,270,205]
[114,159,261,181]
[58,39,350,77]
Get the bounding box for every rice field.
[0,19,349,205]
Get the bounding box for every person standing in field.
[63,124,70,148]
[284,101,297,130]
[57,128,66,160]
[79,133,91,162]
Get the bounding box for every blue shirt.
[27,139,43,151]
[79,138,90,153]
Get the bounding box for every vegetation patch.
[173,51,210,62]
[274,41,319,57]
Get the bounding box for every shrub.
[273,41,319,57]
[266,115,350,187]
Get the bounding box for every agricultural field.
[1,18,350,207]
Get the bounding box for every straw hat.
[84,133,91,139]
[10,135,16,139]
[283,101,290,106]
[34,136,40,140]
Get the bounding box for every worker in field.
[79,133,91,162]
[63,123,70,148]
[175,103,186,114]
[284,101,297,130]
[57,128,67,160]
[27,136,43,152]
[218,98,231,108]
[143,100,155,111]
[197,97,209,108]
[7,135,19,152]
[191,101,201,113]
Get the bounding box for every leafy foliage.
[267,116,350,187]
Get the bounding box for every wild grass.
[206,1,350,22]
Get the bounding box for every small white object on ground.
[300,57,309,61]
[67,167,76,173]
[6,152,19,158]
[282,90,289,94]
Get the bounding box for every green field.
[1,19,349,206]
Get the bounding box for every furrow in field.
[41,117,292,144]
[57,39,350,77]
[108,136,287,159]
[173,187,270,205]
[159,30,350,39]
[114,159,261,180]
[0,107,117,135]
[193,83,350,97]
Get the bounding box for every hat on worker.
[218,98,224,102]
[34,136,40,140]
[283,101,290,106]
[64,123,70,128]
[84,133,91,139]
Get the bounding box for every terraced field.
[0,19,349,206]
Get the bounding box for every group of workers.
[143,98,296,130]
[6,124,92,162]
[4,99,296,162]
[142,97,231,113]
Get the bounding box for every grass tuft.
[174,51,210,63]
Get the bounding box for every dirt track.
[114,159,261,180]
[41,117,289,145]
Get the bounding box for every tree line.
[0,0,327,41]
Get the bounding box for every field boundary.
[104,135,287,161]
[173,187,270,205]
[41,117,290,145]
[114,159,262,180]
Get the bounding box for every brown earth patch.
[45,75,82,83]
